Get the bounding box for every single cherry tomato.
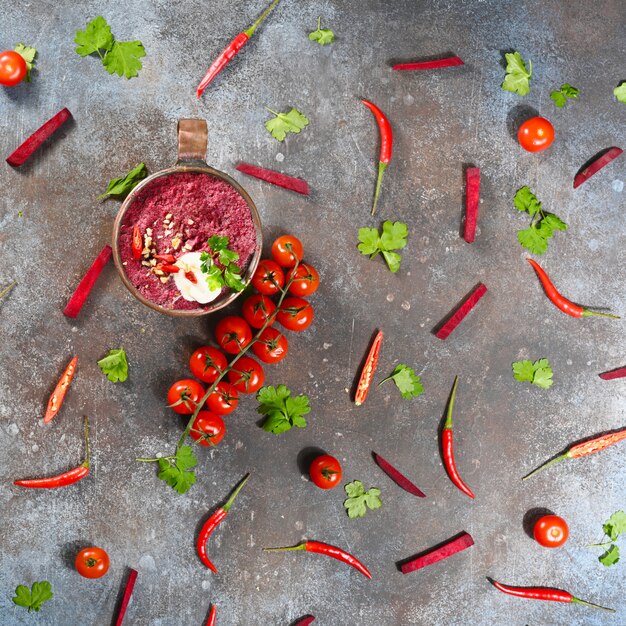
[251,259,285,296]
[167,379,205,414]
[189,346,228,383]
[242,294,277,329]
[227,356,265,394]
[518,117,555,153]
[252,327,289,364]
[215,316,252,355]
[75,547,110,579]
[533,514,569,548]
[287,263,320,297]
[0,50,27,87]
[206,381,239,415]
[278,296,314,332]
[271,235,304,268]
[190,411,226,447]
[309,454,343,490]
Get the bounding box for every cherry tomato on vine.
[190,411,226,447]
[242,294,277,329]
[278,296,314,332]
[252,327,288,364]
[75,547,110,579]
[251,259,285,296]
[533,515,569,548]
[189,346,228,383]
[206,381,239,415]
[287,263,320,297]
[215,316,252,354]
[167,379,205,414]
[309,455,342,490]
[518,117,554,152]
[0,50,27,87]
[271,235,304,268]
[227,356,265,394]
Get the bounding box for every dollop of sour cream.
[173,251,222,304]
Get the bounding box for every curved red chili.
[197,473,250,572]
[132,225,143,261]
[44,355,78,423]
[527,259,619,319]
[206,604,216,626]
[15,416,90,488]
[354,330,383,406]
[490,578,614,611]
[441,377,474,499]
[361,99,392,215]
[264,540,372,579]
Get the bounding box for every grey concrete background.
[1,0,625,624]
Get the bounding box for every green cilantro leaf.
[513,187,566,255]
[257,385,311,434]
[200,236,245,292]
[103,40,146,79]
[97,348,128,383]
[501,52,532,96]
[514,186,542,216]
[264,107,310,141]
[357,228,381,256]
[613,82,626,104]
[14,44,37,81]
[517,227,549,255]
[512,358,553,389]
[381,250,401,273]
[604,511,626,541]
[381,220,409,250]
[511,359,535,382]
[550,83,579,108]
[13,581,53,612]
[224,265,246,291]
[357,221,408,273]
[74,16,114,56]
[207,235,229,251]
[599,544,620,567]
[157,445,197,494]
[343,480,382,519]
[541,213,567,232]
[97,163,148,200]
[379,364,424,400]
[309,17,335,46]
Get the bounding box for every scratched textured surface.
[1,0,625,624]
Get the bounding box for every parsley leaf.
[550,83,579,108]
[512,358,553,389]
[517,227,549,255]
[200,236,245,292]
[501,52,532,96]
[13,581,53,612]
[599,544,620,567]
[74,16,114,57]
[613,82,626,104]
[157,445,197,494]
[97,348,128,383]
[257,385,311,434]
[603,510,626,541]
[14,44,37,82]
[513,185,542,215]
[379,364,424,400]
[97,163,148,200]
[309,17,335,46]
[264,107,310,141]
[357,221,408,273]
[343,480,382,518]
[103,40,146,79]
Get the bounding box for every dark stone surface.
[1,1,625,624]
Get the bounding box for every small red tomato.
[251,259,285,296]
[0,50,27,87]
[287,263,320,297]
[215,316,253,355]
[277,296,314,332]
[227,356,265,394]
[533,515,569,548]
[167,379,205,414]
[272,235,304,268]
[190,411,226,447]
[189,346,228,383]
[206,381,239,415]
[241,294,277,329]
[309,455,342,489]
[252,327,289,364]
[518,117,555,152]
[75,547,110,579]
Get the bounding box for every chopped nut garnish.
[142,248,150,257]
[122,261,128,266]
[183,243,193,251]
[159,276,169,284]
[171,236,182,250]
[146,227,153,236]
[141,260,151,267]
[165,213,173,219]
[187,218,194,225]
[153,269,164,276]
[149,258,157,266]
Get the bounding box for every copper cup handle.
[177,119,208,165]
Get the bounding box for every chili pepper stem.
[571,597,615,612]
[263,544,307,553]
[222,473,250,512]
[444,375,459,429]
[582,310,620,319]
[0,281,17,300]
[371,161,387,216]
[244,0,281,38]
[522,452,570,481]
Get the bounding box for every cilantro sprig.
[97,163,148,200]
[357,220,408,273]
[157,445,197,494]
[501,52,532,96]
[257,385,311,434]
[613,82,626,104]
[14,44,37,82]
[12,581,53,613]
[512,358,553,389]
[588,510,626,567]
[550,83,579,108]
[264,107,310,141]
[514,186,567,255]
[309,17,335,46]
[343,480,382,518]
[379,364,424,400]
[199,235,245,292]
[97,348,129,383]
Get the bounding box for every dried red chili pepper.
[197,0,280,97]
[523,426,626,480]
[489,578,614,611]
[132,225,143,261]
[361,99,392,215]
[44,356,78,423]
[264,540,372,579]
[185,270,198,284]
[206,604,216,626]
[527,259,619,319]
[354,330,383,406]
[15,416,90,488]
[155,263,180,274]
[441,377,475,499]
[197,473,250,572]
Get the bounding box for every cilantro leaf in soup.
[501,52,532,96]
[264,107,310,141]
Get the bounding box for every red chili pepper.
[197,473,250,572]
[206,604,216,626]
[155,263,180,274]
[132,225,143,261]
[197,0,280,98]
[185,270,198,284]
[154,253,177,263]
[15,416,90,488]
[264,540,372,579]
[523,426,626,480]
[489,578,614,611]
[361,99,392,215]
[527,259,619,319]
[44,356,78,423]
[441,377,475,499]
[354,330,383,406]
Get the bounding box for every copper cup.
[112,119,262,317]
